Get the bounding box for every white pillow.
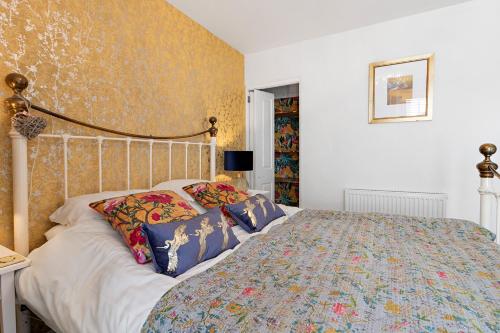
[152,179,208,213]
[44,225,69,240]
[278,204,302,217]
[49,189,148,226]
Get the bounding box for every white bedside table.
[0,245,30,333]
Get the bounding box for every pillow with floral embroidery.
[182,182,249,225]
[183,182,249,208]
[89,194,129,227]
[91,190,199,264]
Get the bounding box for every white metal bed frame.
[31,134,215,199]
[5,73,218,256]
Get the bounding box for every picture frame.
[368,54,434,124]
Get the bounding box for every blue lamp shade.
[224,151,253,171]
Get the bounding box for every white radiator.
[344,189,447,218]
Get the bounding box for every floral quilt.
[142,210,499,332]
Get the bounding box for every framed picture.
[369,54,434,124]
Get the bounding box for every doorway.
[248,83,300,206]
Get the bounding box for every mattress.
[15,204,302,333]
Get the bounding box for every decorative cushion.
[152,179,208,214]
[182,182,249,208]
[90,190,199,264]
[183,182,249,226]
[143,208,239,277]
[89,194,129,227]
[225,194,286,233]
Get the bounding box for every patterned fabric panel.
[183,182,249,226]
[142,210,499,333]
[274,97,299,114]
[275,116,299,153]
[89,195,128,228]
[275,152,299,179]
[143,208,239,277]
[226,194,285,233]
[92,190,199,264]
[275,181,299,206]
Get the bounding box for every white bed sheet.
[16,205,302,333]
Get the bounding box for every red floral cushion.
[183,182,249,225]
[183,182,249,208]
[90,190,199,264]
[89,195,128,228]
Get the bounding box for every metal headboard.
[4,73,218,255]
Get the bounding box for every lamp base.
[230,173,249,191]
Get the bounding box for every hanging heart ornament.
[12,112,48,140]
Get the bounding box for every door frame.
[246,77,301,203]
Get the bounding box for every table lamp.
[224,150,253,190]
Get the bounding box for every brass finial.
[5,73,28,94]
[208,116,218,137]
[4,95,29,114]
[4,73,30,114]
[477,143,498,178]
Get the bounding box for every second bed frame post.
[477,143,498,236]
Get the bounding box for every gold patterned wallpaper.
[0,0,245,250]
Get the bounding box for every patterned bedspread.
[142,210,499,332]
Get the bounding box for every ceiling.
[168,0,471,54]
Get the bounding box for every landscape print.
[387,75,413,105]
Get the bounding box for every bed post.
[477,144,498,234]
[4,73,30,255]
[209,116,218,181]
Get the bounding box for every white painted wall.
[245,0,500,223]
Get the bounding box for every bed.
[4,73,500,332]
[16,188,301,332]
